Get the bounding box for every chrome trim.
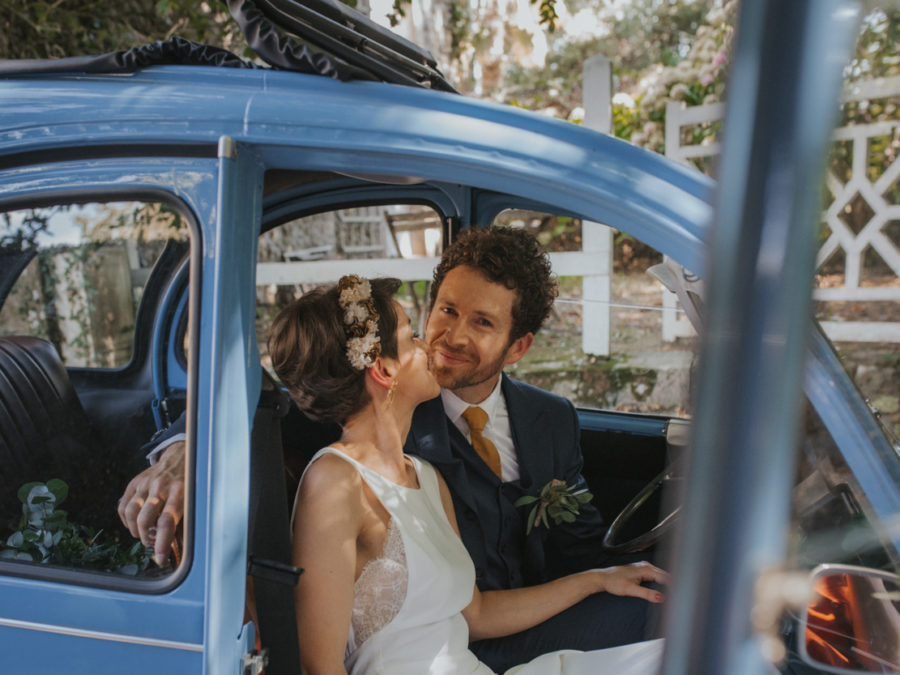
[218,135,237,161]
[0,617,204,652]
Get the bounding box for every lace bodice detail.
[349,517,408,651]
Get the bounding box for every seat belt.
[247,375,303,674]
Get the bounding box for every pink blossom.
[700,73,714,87]
[713,52,728,68]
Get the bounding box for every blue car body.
[0,4,896,674]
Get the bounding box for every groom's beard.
[427,340,506,392]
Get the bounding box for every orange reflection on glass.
[805,571,900,672]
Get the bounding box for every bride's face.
[391,301,440,404]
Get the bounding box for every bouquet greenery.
[1,479,151,575]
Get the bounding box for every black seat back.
[0,335,121,534]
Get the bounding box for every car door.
[0,144,259,673]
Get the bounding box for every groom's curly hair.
[430,227,558,341]
[268,277,402,425]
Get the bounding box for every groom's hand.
[118,441,186,567]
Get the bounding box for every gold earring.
[386,378,399,407]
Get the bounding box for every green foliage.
[879,352,900,369]
[386,0,410,27]
[613,100,642,141]
[1,480,150,575]
[827,9,900,221]
[514,478,593,535]
[531,0,559,32]
[847,9,900,81]
[0,208,57,253]
[0,0,247,60]
[447,0,471,61]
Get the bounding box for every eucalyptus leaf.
[515,478,594,533]
[526,506,538,535]
[536,502,547,528]
[46,478,69,504]
[17,482,42,504]
[5,479,150,574]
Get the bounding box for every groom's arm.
[541,399,610,578]
[118,412,188,566]
[140,412,186,461]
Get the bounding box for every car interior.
[0,166,897,674]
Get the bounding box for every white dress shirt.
[441,380,520,482]
[146,433,185,465]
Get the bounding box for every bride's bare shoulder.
[293,451,366,546]
[299,451,363,504]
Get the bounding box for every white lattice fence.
[664,76,900,343]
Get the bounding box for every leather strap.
[247,377,302,674]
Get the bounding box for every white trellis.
[664,76,900,343]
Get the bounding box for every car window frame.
[0,172,205,596]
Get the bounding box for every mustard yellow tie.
[462,406,502,479]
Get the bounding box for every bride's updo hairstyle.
[268,276,402,425]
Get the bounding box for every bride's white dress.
[302,448,664,675]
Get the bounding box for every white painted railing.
[664,76,900,343]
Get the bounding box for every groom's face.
[425,265,532,403]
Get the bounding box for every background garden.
[2,0,897,437]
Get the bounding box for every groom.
[118,226,660,670]
[408,227,659,670]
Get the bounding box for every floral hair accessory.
[337,275,381,370]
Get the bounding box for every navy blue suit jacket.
[404,374,607,591]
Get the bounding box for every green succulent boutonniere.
[514,478,593,535]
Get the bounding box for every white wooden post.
[582,55,613,356]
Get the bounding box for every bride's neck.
[340,402,408,471]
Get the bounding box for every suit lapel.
[502,374,553,492]
[406,396,479,513]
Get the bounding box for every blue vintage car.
[0,1,897,673]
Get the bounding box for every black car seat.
[0,335,123,535]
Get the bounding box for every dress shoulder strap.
[292,447,374,526]
[405,455,450,517]
[298,447,421,501]
[406,454,436,491]
[299,446,382,487]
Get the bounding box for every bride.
[269,275,666,675]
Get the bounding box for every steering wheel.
[601,462,682,554]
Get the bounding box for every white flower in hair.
[346,335,380,370]
[340,278,372,305]
[338,274,381,370]
[344,302,369,324]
